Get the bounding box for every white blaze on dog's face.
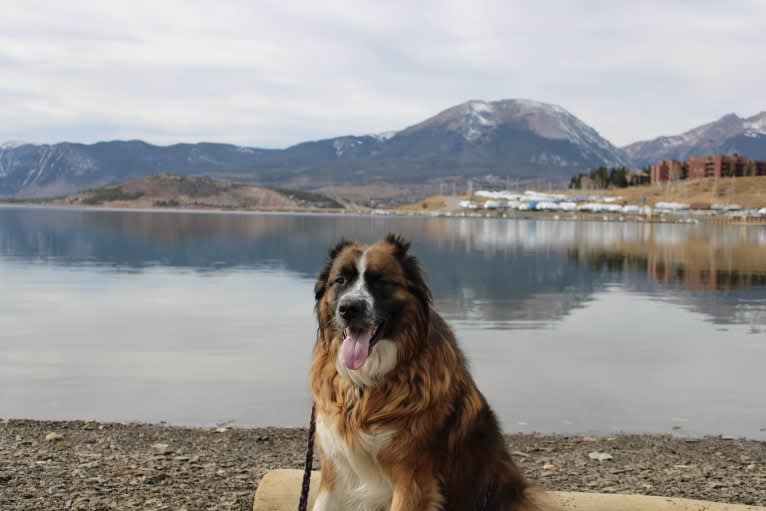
[314,234,432,386]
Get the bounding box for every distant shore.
[3,199,766,226]
[1,419,764,510]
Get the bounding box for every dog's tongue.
[340,328,372,370]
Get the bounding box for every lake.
[1,206,765,439]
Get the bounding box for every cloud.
[0,0,764,147]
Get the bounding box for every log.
[253,469,766,511]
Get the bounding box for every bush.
[82,187,144,205]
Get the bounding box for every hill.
[43,174,345,211]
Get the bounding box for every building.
[687,154,766,179]
[650,160,687,183]
[651,154,766,184]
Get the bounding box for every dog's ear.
[314,239,354,302]
[385,233,432,308]
[385,233,411,257]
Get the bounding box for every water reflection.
[1,207,765,331]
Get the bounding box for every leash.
[298,403,316,511]
[296,402,495,511]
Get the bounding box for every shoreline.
[2,200,766,226]
[1,419,764,510]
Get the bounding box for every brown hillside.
[567,176,766,208]
[60,174,344,210]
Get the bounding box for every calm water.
[1,206,765,438]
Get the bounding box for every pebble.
[150,442,172,454]
[1,419,764,511]
[589,451,614,461]
[45,432,64,442]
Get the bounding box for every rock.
[215,426,231,433]
[511,451,530,458]
[588,451,614,461]
[45,432,64,442]
[746,464,756,472]
[543,463,557,471]
[150,442,172,454]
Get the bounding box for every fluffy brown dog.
[311,234,545,511]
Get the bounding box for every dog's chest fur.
[316,411,394,510]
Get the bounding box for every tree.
[568,175,582,189]
[591,166,608,188]
[609,167,629,188]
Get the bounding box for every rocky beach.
[1,419,764,510]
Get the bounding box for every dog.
[310,234,548,511]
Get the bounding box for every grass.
[397,195,449,211]
[401,177,766,211]
[566,176,766,208]
[268,187,344,209]
[81,187,144,205]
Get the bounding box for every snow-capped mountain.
[623,112,766,167]
[391,99,629,171]
[1,99,629,197]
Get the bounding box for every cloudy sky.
[1,0,764,148]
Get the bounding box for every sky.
[1,0,764,148]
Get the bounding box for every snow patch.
[371,131,397,141]
[744,117,766,134]
[512,98,566,115]
[467,100,495,115]
[1,140,27,149]
[457,101,498,141]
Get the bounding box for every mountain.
[0,99,629,197]
[623,112,766,167]
[0,140,280,198]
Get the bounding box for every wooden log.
[253,469,766,511]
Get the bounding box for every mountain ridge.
[2,100,765,197]
[623,111,766,167]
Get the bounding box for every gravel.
[1,419,764,510]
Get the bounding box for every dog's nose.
[338,299,364,321]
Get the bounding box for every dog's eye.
[333,276,346,286]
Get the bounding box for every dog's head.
[314,233,431,383]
